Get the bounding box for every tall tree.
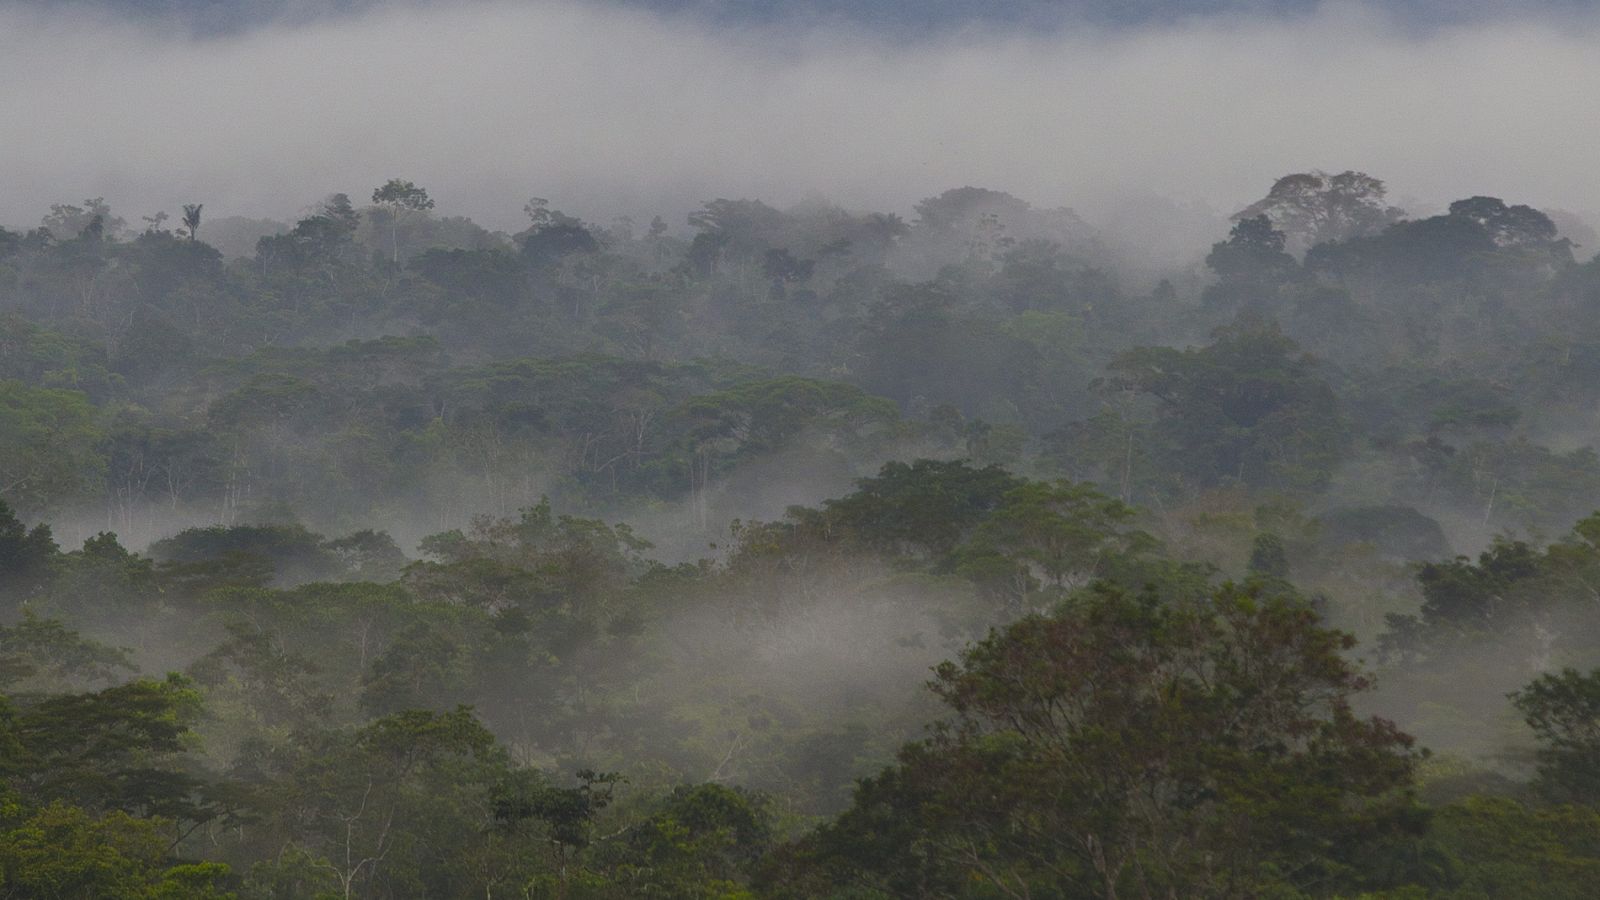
[1512,667,1600,805]
[179,204,203,242]
[1233,170,1405,256]
[371,179,435,264]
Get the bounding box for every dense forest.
[6,172,1600,897]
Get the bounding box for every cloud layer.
[1,1,1596,234]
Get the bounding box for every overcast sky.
[1,0,1596,235]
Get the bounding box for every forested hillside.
[5,173,1600,896]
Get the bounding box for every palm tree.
[180,204,203,241]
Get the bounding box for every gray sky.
[1,0,1596,234]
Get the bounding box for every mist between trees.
[5,173,1600,896]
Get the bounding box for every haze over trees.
[3,171,1600,896]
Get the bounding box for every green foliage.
[1205,213,1300,313]
[233,707,502,898]
[0,381,103,514]
[370,179,433,213]
[0,501,58,607]
[0,801,234,899]
[0,315,119,398]
[4,178,1600,895]
[1419,797,1600,898]
[857,281,1042,415]
[1248,531,1291,578]
[187,621,332,732]
[608,783,773,896]
[493,768,621,852]
[4,674,211,820]
[821,459,1022,559]
[781,581,1423,898]
[1107,324,1349,493]
[0,612,132,692]
[1415,540,1541,628]
[955,478,1154,610]
[523,221,601,269]
[1232,170,1404,255]
[1511,668,1600,805]
[150,524,339,585]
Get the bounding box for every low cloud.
[1,1,1596,233]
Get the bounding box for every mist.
[9,0,1600,894]
[2,0,1598,237]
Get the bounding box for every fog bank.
[0,1,1596,232]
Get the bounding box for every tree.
[604,783,773,895]
[521,221,600,270]
[187,621,332,731]
[856,282,1041,415]
[686,198,785,265]
[1233,170,1405,256]
[358,624,465,716]
[3,673,227,831]
[762,248,815,296]
[179,204,203,242]
[957,479,1153,610]
[148,523,342,587]
[821,459,1023,559]
[1413,539,1541,628]
[491,768,621,876]
[370,179,435,264]
[42,198,126,240]
[1448,196,1561,250]
[1203,214,1301,313]
[1107,325,1349,493]
[0,803,233,899]
[1306,195,1572,287]
[0,500,58,607]
[0,612,132,692]
[323,530,407,582]
[1207,214,1294,277]
[1248,531,1290,578]
[241,707,502,899]
[371,179,434,214]
[1511,667,1600,805]
[0,381,104,515]
[1416,796,1600,898]
[780,582,1423,898]
[309,193,362,255]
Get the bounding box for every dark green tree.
[1512,667,1600,805]
[778,582,1423,898]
